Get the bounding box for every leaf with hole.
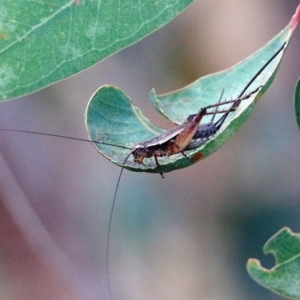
[247,227,300,299]
[85,4,300,174]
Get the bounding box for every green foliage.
[247,228,300,299]
[0,0,193,101]
[295,77,300,130]
[2,2,300,298]
[86,23,293,174]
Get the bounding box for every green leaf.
[247,227,300,299]
[86,86,164,172]
[151,2,300,123]
[85,4,300,174]
[0,0,193,101]
[295,77,300,130]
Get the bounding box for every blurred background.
[0,1,300,299]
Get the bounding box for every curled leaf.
[295,77,300,130]
[247,227,300,299]
[86,4,299,173]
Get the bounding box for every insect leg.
[169,139,192,160]
[213,86,262,130]
[211,88,225,123]
[154,155,164,178]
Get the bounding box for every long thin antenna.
[238,42,286,98]
[0,42,287,300]
[0,127,133,299]
[214,42,287,130]
[0,129,131,150]
[105,151,133,300]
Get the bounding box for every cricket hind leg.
[187,87,261,122]
[210,88,225,123]
[169,139,193,160]
[213,86,262,130]
[186,87,262,150]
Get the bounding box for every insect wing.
[140,123,187,147]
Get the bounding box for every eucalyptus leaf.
[295,77,300,130]
[86,4,300,174]
[247,227,300,299]
[0,0,193,101]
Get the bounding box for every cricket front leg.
[154,155,164,178]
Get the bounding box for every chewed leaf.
[86,85,257,173]
[247,227,300,299]
[85,86,165,172]
[295,77,300,130]
[150,4,300,124]
[85,5,299,174]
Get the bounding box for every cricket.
[0,42,286,300]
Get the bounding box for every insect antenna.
[105,151,133,300]
[0,127,134,299]
[238,41,286,98]
[212,42,287,131]
[0,128,132,150]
